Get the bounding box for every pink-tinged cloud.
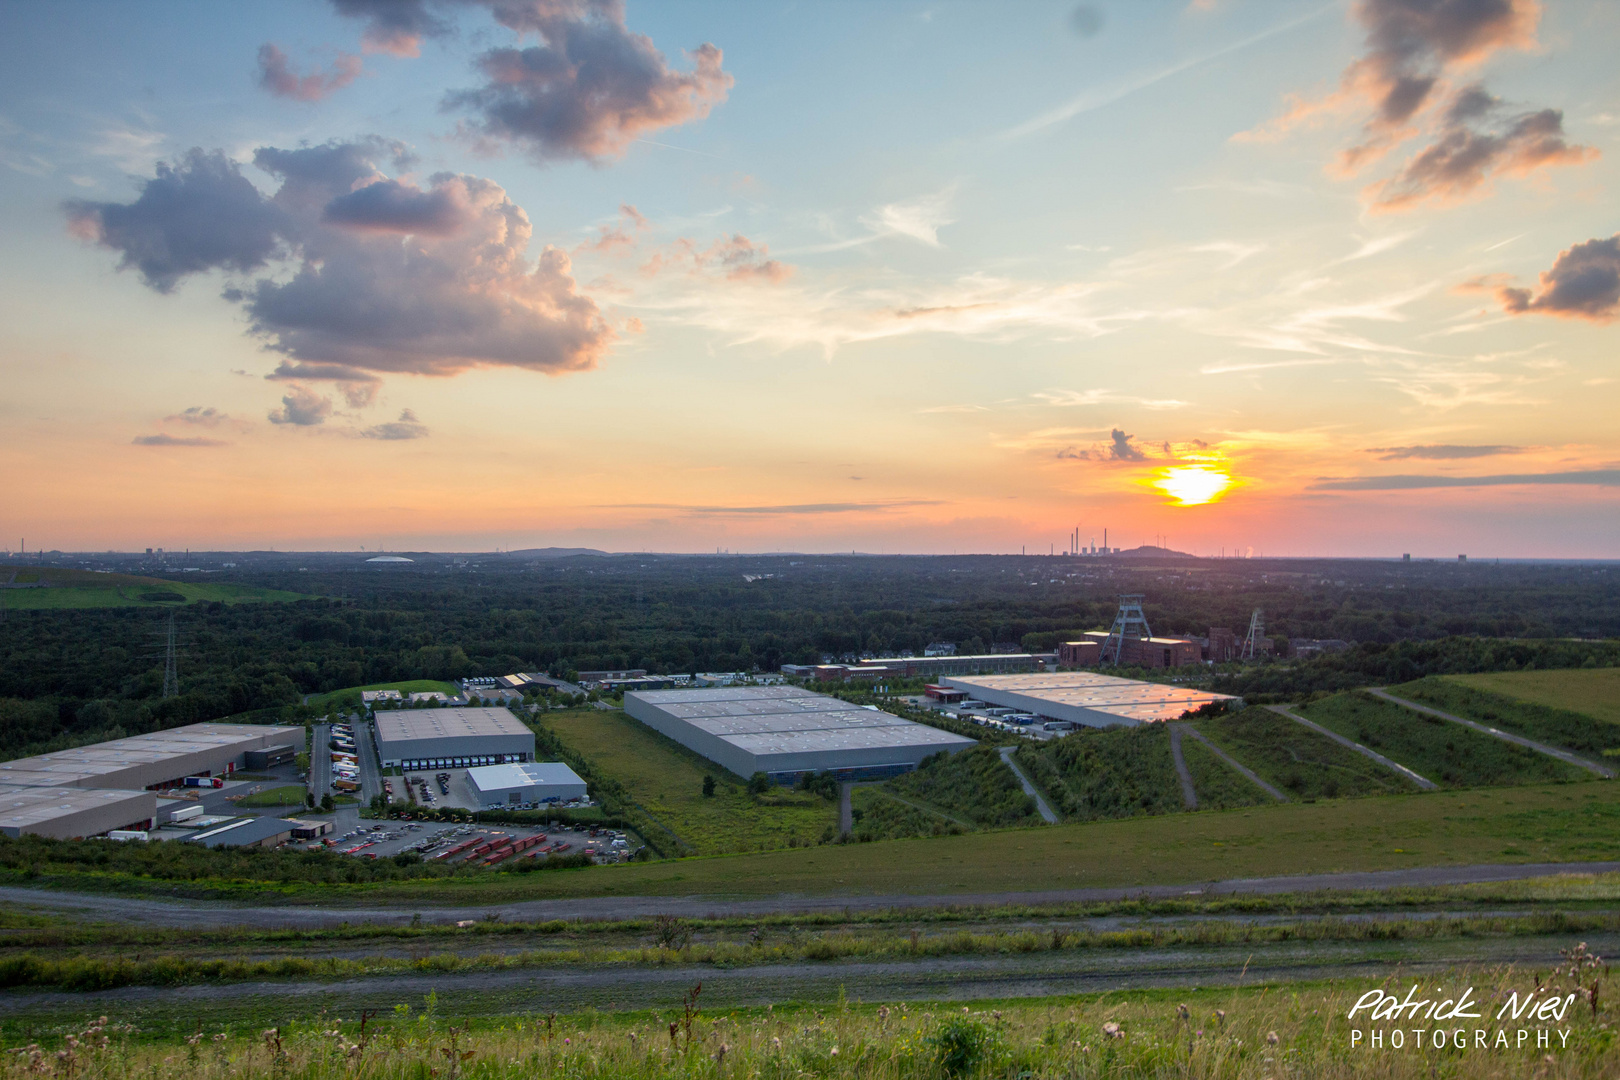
[331,0,445,56]
[64,139,615,379]
[131,433,228,447]
[256,44,363,102]
[1245,0,1590,210]
[639,232,792,284]
[578,203,648,253]
[268,385,335,426]
[447,2,732,163]
[1368,95,1594,211]
[697,234,791,284]
[1497,235,1620,322]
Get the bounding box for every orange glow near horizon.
[1154,465,1235,507]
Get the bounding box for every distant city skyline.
[2,0,1616,557]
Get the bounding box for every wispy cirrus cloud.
[1313,469,1620,491]
[1367,443,1523,460]
[603,500,941,516]
[131,433,228,447]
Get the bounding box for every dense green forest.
[0,552,1615,759]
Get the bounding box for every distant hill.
[1110,545,1200,561]
[500,547,609,559]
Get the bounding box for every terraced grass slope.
[546,710,835,854]
[1302,691,1583,788]
[1391,676,1620,759]
[1180,735,1270,810]
[1194,708,1417,800]
[886,744,1038,828]
[848,786,964,842]
[1013,725,1182,822]
[1444,667,1620,725]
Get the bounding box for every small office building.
[373,707,536,771]
[466,762,588,806]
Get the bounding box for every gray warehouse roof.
[375,708,531,743]
[0,723,303,789]
[624,686,973,779]
[0,784,156,839]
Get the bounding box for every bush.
[928,1015,1003,1078]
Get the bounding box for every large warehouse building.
[0,723,304,791]
[466,762,587,807]
[942,672,1235,728]
[374,707,536,771]
[0,784,157,839]
[623,686,974,782]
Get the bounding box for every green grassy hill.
[0,567,310,609]
[1442,667,1620,725]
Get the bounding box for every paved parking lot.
[317,819,632,864]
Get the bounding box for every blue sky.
[2,0,1617,556]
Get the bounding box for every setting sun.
[1154,465,1235,507]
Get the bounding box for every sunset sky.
[2,0,1617,557]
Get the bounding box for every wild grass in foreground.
[2,955,1614,1079]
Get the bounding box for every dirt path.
[6,860,1620,930]
[1167,726,1198,809]
[1174,725,1287,802]
[1368,688,1616,779]
[1267,704,1437,790]
[838,783,853,836]
[998,746,1058,823]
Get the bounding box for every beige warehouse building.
[0,785,157,839]
[0,723,303,790]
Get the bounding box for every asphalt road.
[5,860,1618,930]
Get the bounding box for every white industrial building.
[623,686,974,782]
[374,707,535,771]
[942,672,1235,728]
[466,762,587,807]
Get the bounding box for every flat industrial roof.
[0,784,151,831]
[0,723,303,787]
[374,707,532,743]
[627,687,972,756]
[467,762,584,790]
[943,672,1232,723]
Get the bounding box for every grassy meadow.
[544,710,836,854]
[1443,667,1620,725]
[0,567,310,609]
[1,968,1613,1079]
[1301,691,1583,787]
